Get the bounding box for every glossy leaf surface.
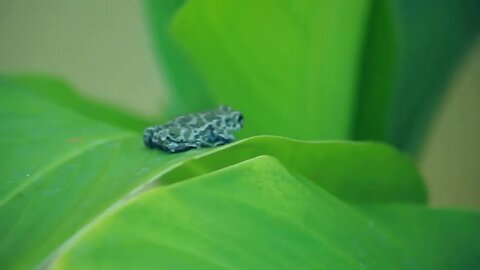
[53,157,479,269]
[0,77,426,269]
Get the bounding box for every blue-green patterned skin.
[144,106,244,153]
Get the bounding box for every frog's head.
[143,126,172,149]
[218,106,244,132]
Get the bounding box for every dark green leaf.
[143,0,214,116]
[354,0,480,154]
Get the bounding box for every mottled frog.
[143,106,244,153]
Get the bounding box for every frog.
[143,105,244,153]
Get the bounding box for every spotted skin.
[144,106,244,153]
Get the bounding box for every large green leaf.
[0,76,426,269]
[354,0,480,153]
[146,0,480,151]
[146,0,371,140]
[51,156,480,269]
[0,77,201,269]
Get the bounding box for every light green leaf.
[51,156,480,269]
[147,0,371,139]
[0,77,202,269]
[354,0,480,153]
[1,76,424,269]
[146,0,479,151]
[6,74,151,131]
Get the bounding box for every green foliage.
[53,158,479,270]
[150,0,371,139]
[0,77,196,269]
[146,0,480,152]
[8,74,150,131]
[144,0,214,116]
[0,78,433,269]
[0,78,473,268]
[1,0,480,269]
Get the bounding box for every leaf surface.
[0,77,201,269]
[0,77,425,269]
[52,156,480,269]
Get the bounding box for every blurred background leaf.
[8,74,151,131]
[354,0,480,154]
[147,0,371,139]
[147,0,480,156]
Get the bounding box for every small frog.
[144,106,244,153]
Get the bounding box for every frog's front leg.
[199,131,234,147]
[214,129,235,144]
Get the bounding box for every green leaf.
[143,0,214,116]
[6,74,151,131]
[358,205,480,269]
[146,0,371,140]
[1,77,425,269]
[0,76,202,269]
[159,136,426,204]
[51,157,479,269]
[352,0,397,142]
[146,0,479,151]
[354,0,480,153]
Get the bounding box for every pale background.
[1,0,479,208]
